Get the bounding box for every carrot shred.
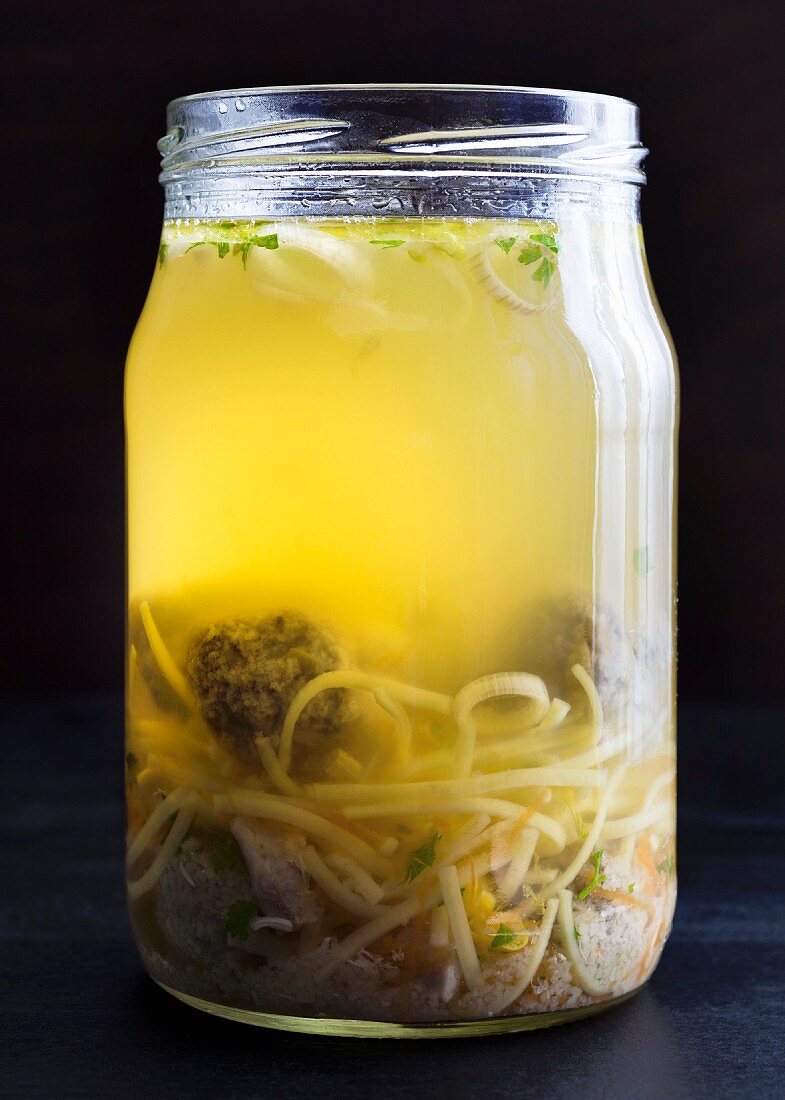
[592,887,653,912]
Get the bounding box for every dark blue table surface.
[2,698,784,1099]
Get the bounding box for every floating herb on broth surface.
[234,233,280,268]
[184,240,232,259]
[495,236,517,254]
[516,230,559,287]
[529,231,559,254]
[370,239,406,248]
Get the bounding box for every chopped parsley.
[495,236,517,254]
[529,231,559,254]
[532,257,556,287]
[577,849,607,900]
[573,923,582,943]
[184,240,231,258]
[491,924,517,950]
[157,241,167,269]
[517,243,541,266]
[628,883,636,894]
[369,239,405,248]
[225,899,259,941]
[403,831,441,883]
[515,230,559,287]
[234,233,280,268]
[656,854,675,876]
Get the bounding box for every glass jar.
[125,85,678,1037]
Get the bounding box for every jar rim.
[167,82,638,113]
[159,83,645,187]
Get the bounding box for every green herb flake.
[403,831,442,883]
[370,239,406,248]
[656,854,675,876]
[530,231,559,254]
[633,546,652,578]
[225,899,259,941]
[517,243,541,266]
[577,849,607,900]
[492,923,517,949]
[573,923,582,943]
[495,236,517,254]
[235,233,280,268]
[532,257,556,287]
[628,883,635,894]
[185,240,233,259]
[157,241,167,269]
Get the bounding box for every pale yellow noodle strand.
[540,698,571,728]
[618,768,675,868]
[439,864,482,991]
[451,672,550,780]
[308,765,605,804]
[345,800,568,853]
[126,787,193,868]
[317,855,490,980]
[324,851,385,905]
[138,601,197,712]
[498,827,539,902]
[562,729,629,769]
[557,888,616,996]
[127,799,197,900]
[211,790,391,878]
[522,765,625,912]
[279,671,449,772]
[494,897,560,1011]
[600,800,671,841]
[301,848,385,919]
[373,688,412,761]
[256,735,303,796]
[570,663,603,747]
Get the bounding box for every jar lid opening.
[159,84,646,186]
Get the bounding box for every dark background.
[3,0,784,700]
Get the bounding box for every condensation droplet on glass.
[217,102,228,115]
[235,99,246,112]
